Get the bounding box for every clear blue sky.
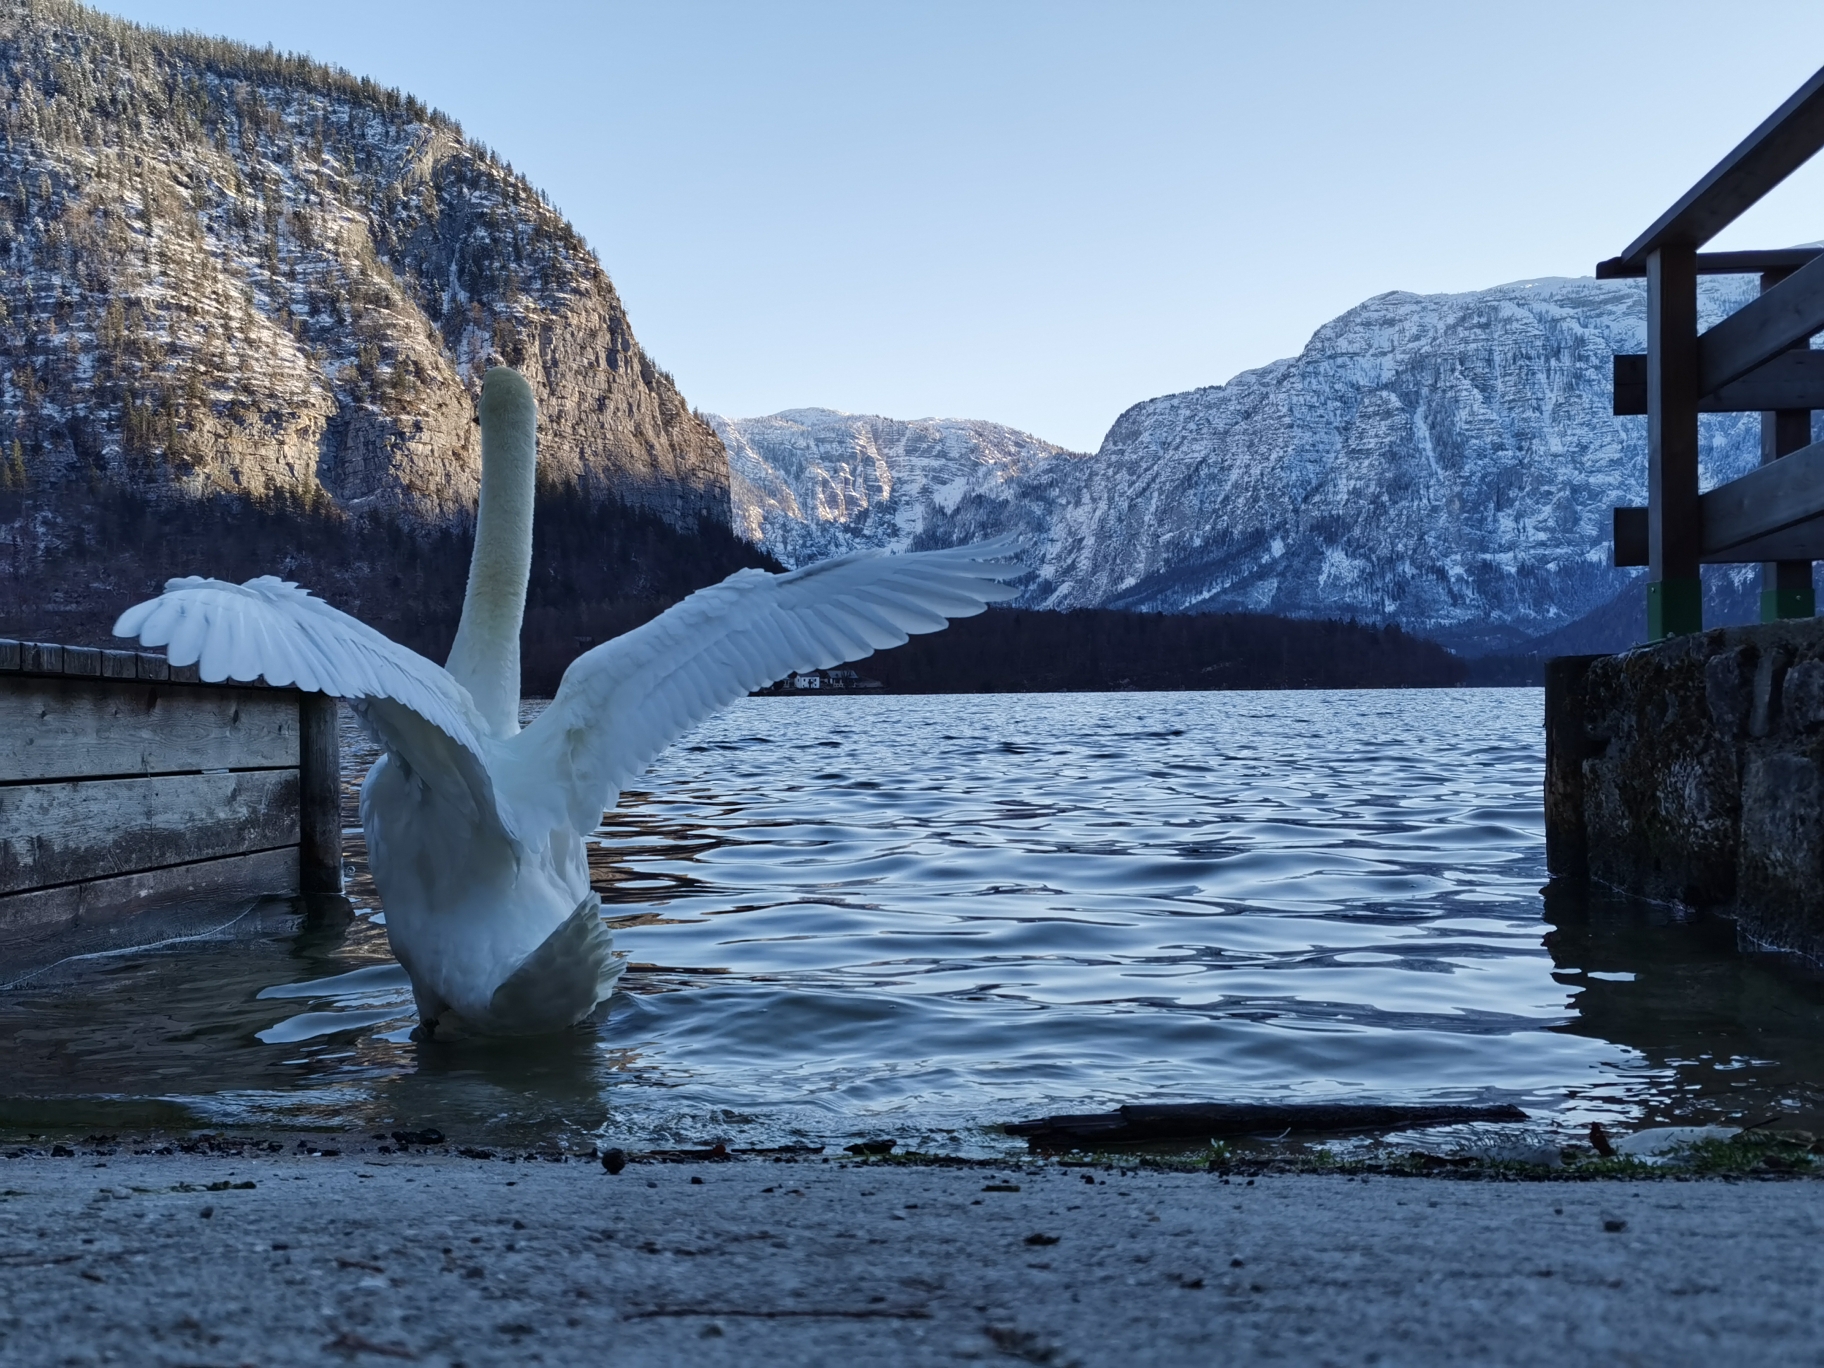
[95,1,1824,450]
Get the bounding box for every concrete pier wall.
[1546,619,1824,959]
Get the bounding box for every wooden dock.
[0,638,342,969]
[1548,69,1824,955]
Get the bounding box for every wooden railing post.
[1759,268,1818,620]
[298,693,343,896]
[1647,244,1704,638]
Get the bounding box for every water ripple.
[6,687,1824,1149]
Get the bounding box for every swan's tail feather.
[485,892,624,1035]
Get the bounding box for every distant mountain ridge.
[718,275,1799,654]
[710,408,1085,567]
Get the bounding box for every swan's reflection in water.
[377,1032,621,1143]
[4,691,1824,1149]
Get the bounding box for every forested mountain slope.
[0,0,761,654]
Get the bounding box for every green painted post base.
[1761,587,1817,621]
[1647,577,1703,640]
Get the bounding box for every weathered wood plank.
[0,678,298,782]
[1696,252,1824,394]
[0,847,301,968]
[1711,520,1824,563]
[1614,505,1649,566]
[1612,348,1824,414]
[1619,64,1824,266]
[1597,247,1824,279]
[1757,264,1815,621]
[22,642,62,673]
[0,769,299,894]
[1700,437,1824,555]
[0,882,78,943]
[1612,501,1824,564]
[299,694,343,895]
[0,640,177,682]
[1648,245,1703,637]
[1545,655,1601,879]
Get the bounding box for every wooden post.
[1647,244,1703,638]
[1760,268,1817,620]
[298,693,343,896]
[1544,655,1599,879]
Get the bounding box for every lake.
[5,688,1823,1153]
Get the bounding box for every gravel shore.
[3,1148,1821,1366]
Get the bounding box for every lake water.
[5,688,1824,1153]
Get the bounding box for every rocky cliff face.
[710,408,1085,566]
[0,0,727,529]
[1058,277,1785,652]
[721,276,1802,654]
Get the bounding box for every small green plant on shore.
[1680,1132,1817,1175]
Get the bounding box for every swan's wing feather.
[115,575,486,753]
[507,539,1022,834]
[113,576,509,839]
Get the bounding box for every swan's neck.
[446,368,537,738]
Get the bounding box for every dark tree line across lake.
[855,607,1466,693]
[2,487,1466,694]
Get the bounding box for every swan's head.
[479,366,537,447]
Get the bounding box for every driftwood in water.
[1005,1101,1529,1149]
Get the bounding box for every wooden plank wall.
[0,639,342,967]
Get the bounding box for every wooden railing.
[0,638,342,969]
[1598,65,1824,636]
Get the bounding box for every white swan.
[113,368,1020,1037]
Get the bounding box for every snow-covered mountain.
[719,275,1790,654]
[1042,276,1782,652]
[709,409,1085,567]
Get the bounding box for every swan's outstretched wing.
[506,540,1023,835]
[114,576,504,835]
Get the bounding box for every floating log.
[1005,1101,1530,1148]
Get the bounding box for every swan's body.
[114,368,1020,1037]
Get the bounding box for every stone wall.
[1546,619,1824,960]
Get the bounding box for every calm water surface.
[6,688,1824,1151]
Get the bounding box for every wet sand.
[3,1147,1821,1366]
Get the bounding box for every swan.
[113,367,1021,1037]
